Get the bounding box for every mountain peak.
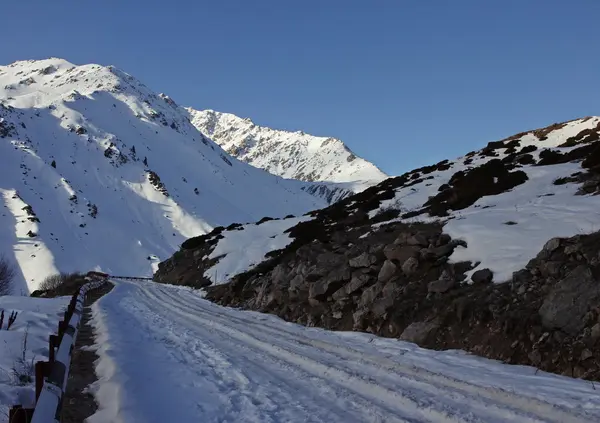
[185,108,388,183]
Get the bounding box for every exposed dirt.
[61,282,114,423]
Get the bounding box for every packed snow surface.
[88,280,600,423]
[0,295,68,420]
[0,58,325,292]
[187,109,387,184]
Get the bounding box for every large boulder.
[407,233,429,247]
[471,268,493,284]
[400,321,440,345]
[401,257,419,275]
[538,265,600,335]
[346,271,372,295]
[309,267,351,300]
[543,237,562,253]
[271,264,288,285]
[358,282,383,309]
[378,260,397,282]
[428,278,455,293]
[349,252,376,268]
[383,244,419,263]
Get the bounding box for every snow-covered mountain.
[0,58,327,293]
[186,109,388,184]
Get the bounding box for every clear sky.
[3,0,599,175]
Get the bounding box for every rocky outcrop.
[206,226,600,381]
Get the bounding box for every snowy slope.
[0,295,68,418]
[89,280,600,423]
[191,117,600,285]
[186,109,388,184]
[0,58,326,293]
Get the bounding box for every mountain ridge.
[186,108,388,184]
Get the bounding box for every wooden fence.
[9,278,108,423]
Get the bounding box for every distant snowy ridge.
[186,109,388,184]
[0,58,326,292]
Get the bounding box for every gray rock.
[564,244,581,256]
[528,349,541,365]
[581,349,593,361]
[359,283,383,308]
[289,274,304,291]
[378,260,397,282]
[539,265,600,335]
[399,321,439,344]
[428,278,455,293]
[294,262,309,276]
[430,243,455,258]
[437,233,451,246]
[543,237,561,253]
[393,232,410,245]
[538,261,563,278]
[372,295,395,318]
[271,264,287,285]
[317,251,343,267]
[407,233,429,247]
[346,272,371,294]
[471,268,493,284]
[352,308,369,328]
[309,268,350,300]
[371,282,399,318]
[383,244,419,263]
[332,286,348,301]
[349,252,375,268]
[401,257,419,275]
[591,323,600,341]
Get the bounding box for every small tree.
[0,255,16,296]
[51,160,56,168]
[143,156,148,167]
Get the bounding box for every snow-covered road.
[88,281,600,423]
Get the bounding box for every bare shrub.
[38,272,82,292]
[0,255,15,296]
[11,325,34,385]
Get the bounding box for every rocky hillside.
[156,117,600,380]
[0,58,326,292]
[186,109,388,184]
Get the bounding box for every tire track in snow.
[124,288,374,423]
[148,285,595,423]
[134,283,594,423]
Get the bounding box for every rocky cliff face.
[156,117,600,380]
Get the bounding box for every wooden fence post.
[49,335,58,363]
[34,361,49,402]
[9,405,34,423]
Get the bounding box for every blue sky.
[3,1,598,175]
